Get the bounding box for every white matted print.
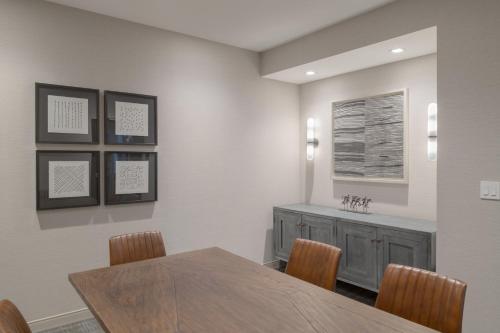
[47,95,89,134]
[48,161,90,198]
[115,160,149,194]
[115,101,148,136]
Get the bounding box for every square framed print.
[104,91,157,145]
[36,83,99,144]
[105,151,157,205]
[36,151,100,210]
[332,89,409,184]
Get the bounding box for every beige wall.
[300,55,437,221]
[264,0,500,331]
[2,0,499,331]
[0,0,300,323]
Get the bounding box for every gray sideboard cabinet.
[274,211,336,260]
[273,204,436,292]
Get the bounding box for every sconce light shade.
[428,103,437,137]
[306,144,315,161]
[428,138,437,161]
[307,118,315,141]
[306,117,318,161]
[427,103,437,161]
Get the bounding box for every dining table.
[69,247,437,333]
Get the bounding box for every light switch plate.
[480,181,500,200]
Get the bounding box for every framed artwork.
[36,151,100,210]
[104,91,157,145]
[36,83,99,144]
[332,89,408,184]
[104,151,157,205]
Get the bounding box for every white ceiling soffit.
[264,27,437,84]
[44,0,395,52]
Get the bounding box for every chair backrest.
[375,264,467,333]
[285,239,342,291]
[0,300,31,333]
[109,231,166,266]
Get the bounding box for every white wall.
[263,1,500,331]
[0,0,300,323]
[299,55,436,221]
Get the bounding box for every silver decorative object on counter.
[341,194,372,214]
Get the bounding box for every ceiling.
[264,27,437,84]
[45,0,395,52]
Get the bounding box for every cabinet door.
[377,228,430,286]
[301,215,336,246]
[274,211,301,260]
[337,221,378,290]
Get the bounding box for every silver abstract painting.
[332,91,406,182]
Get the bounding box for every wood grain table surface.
[69,247,437,333]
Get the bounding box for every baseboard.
[262,259,280,270]
[29,308,93,332]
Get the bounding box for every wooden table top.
[69,247,437,333]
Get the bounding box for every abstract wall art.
[104,151,157,205]
[36,151,100,210]
[48,160,90,199]
[115,160,149,195]
[36,83,99,144]
[332,90,408,183]
[104,91,157,145]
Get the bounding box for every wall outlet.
[480,181,500,200]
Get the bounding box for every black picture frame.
[36,151,100,210]
[104,151,158,205]
[104,91,157,145]
[36,83,99,144]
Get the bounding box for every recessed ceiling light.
[306,71,316,76]
[391,48,404,54]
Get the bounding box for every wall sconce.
[427,103,437,161]
[306,118,318,160]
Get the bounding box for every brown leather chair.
[109,231,166,266]
[0,300,31,333]
[285,239,342,291]
[376,264,467,333]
